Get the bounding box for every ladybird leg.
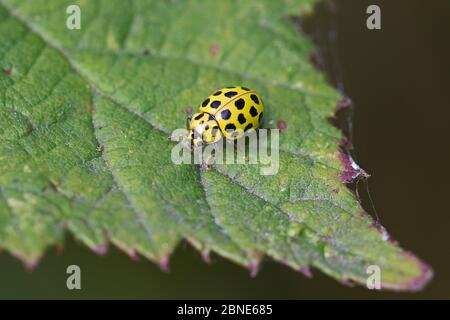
[201,158,213,171]
[201,162,213,171]
[202,144,213,165]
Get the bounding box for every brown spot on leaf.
[3,67,13,76]
[48,179,59,192]
[359,211,370,218]
[209,43,221,57]
[276,120,287,131]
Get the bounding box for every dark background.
[0,0,449,299]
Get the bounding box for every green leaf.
[0,0,432,290]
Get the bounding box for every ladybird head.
[186,112,221,147]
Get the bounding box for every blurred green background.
[0,0,449,299]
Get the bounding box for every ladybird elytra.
[186,86,264,146]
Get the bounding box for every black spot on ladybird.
[237,113,247,124]
[213,91,222,96]
[225,123,236,131]
[245,123,253,131]
[221,109,231,120]
[224,91,237,98]
[235,98,245,110]
[194,113,204,120]
[202,98,210,107]
[3,67,13,76]
[208,115,215,121]
[205,125,210,130]
[249,106,258,117]
[211,100,221,108]
[250,94,259,104]
[241,87,250,91]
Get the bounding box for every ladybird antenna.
[186,115,192,130]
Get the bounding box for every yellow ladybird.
[187,86,264,146]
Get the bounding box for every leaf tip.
[126,249,140,262]
[158,255,170,273]
[248,259,261,278]
[209,43,221,57]
[339,150,369,183]
[201,249,211,264]
[298,265,313,278]
[399,252,433,292]
[24,258,40,272]
[93,243,109,255]
[378,252,433,292]
[9,250,41,272]
[340,278,357,288]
